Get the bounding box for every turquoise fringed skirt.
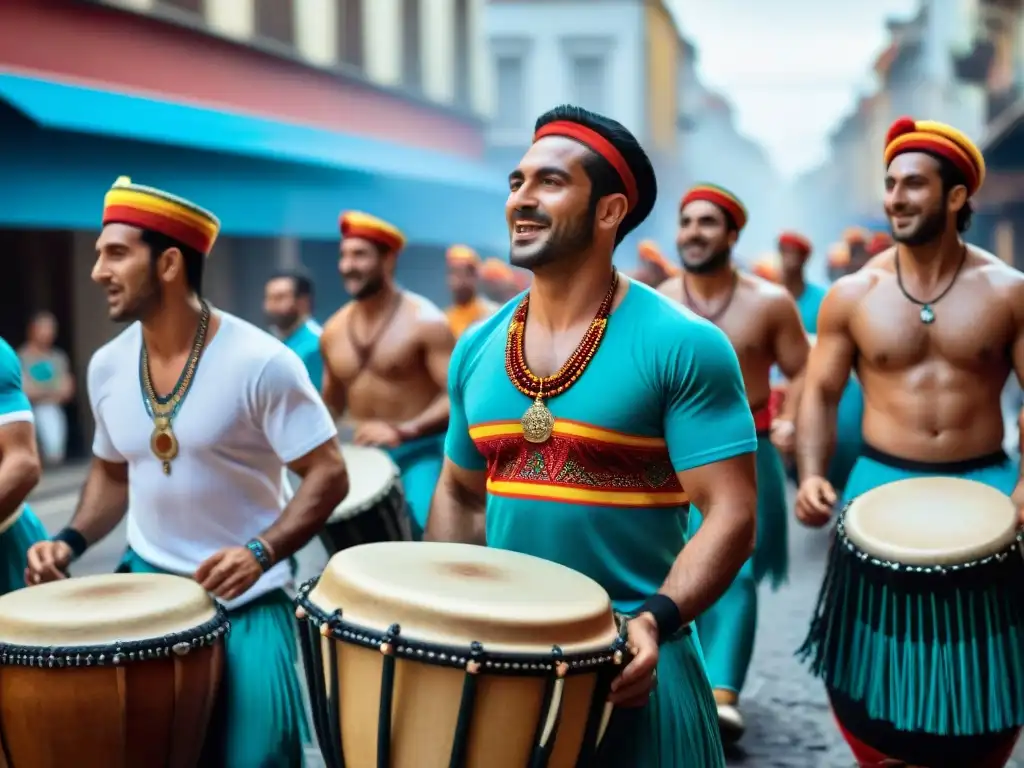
[120,550,309,767]
[0,505,48,595]
[597,628,725,767]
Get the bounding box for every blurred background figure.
[264,270,323,389]
[826,242,851,282]
[17,312,74,467]
[750,253,781,283]
[444,245,497,339]
[843,226,871,273]
[479,257,519,303]
[866,230,893,258]
[778,231,826,333]
[633,239,679,286]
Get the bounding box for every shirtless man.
[796,117,1024,767]
[659,183,809,742]
[320,211,454,540]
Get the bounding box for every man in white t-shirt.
[25,177,349,768]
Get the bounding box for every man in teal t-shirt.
[0,337,48,594]
[264,270,323,389]
[427,105,759,767]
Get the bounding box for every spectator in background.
[264,269,323,390]
[444,245,497,339]
[18,311,74,466]
[479,257,520,302]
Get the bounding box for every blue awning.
[0,69,510,250]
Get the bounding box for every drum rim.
[295,577,629,677]
[0,604,230,667]
[331,446,402,520]
[836,501,1024,575]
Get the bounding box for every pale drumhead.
[845,477,1019,566]
[0,573,218,647]
[310,542,618,654]
[330,445,399,522]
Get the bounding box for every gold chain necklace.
[140,301,211,475]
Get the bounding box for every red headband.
[778,231,811,256]
[534,121,639,210]
[680,185,748,231]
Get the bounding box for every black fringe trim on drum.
[0,606,230,668]
[797,507,1024,735]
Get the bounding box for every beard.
[111,272,161,323]
[891,206,945,247]
[509,207,594,270]
[679,244,731,275]
[346,272,385,300]
[266,310,299,333]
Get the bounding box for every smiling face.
[92,224,162,322]
[676,199,736,274]
[505,136,598,270]
[339,237,390,300]
[884,152,963,246]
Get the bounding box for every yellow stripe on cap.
[102,176,220,255]
[339,211,406,253]
[883,117,985,195]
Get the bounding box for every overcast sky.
[668,0,920,178]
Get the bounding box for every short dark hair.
[270,269,315,308]
[140,230,205,295]
[534,105,657,247]
[921,151,973,234]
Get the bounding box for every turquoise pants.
[120,550,308,768]
[688,434,788,693]
[828,377,865,494]
[0,505,47,595]
[386,433,444,540]
[597,629,725,767]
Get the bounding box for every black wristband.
[637,594,684,644]
[52,527,88,560]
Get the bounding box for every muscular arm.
[424,459,487,544]
[0,421,41,521]
[66,458,129,544]
[319,325,346,419]
[260,439,348,561]
[796,282,859,480]
[400,319,454,438]
[772,294,811,421]
[660,454,757,622]
[1006,278,1024,473]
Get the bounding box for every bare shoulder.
[969,245,1024,295]
[320,305,350,346]
[405,292,455,346]
[656,275,683,300]
[818,267,882,332]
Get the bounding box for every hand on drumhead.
[195,547,264,601]
[795,476,836,528]
[24,540,73,585]
[609,613,660,708]
[353,420,402,448]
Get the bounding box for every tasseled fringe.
[797,530,1024,736]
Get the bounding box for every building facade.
[484,0,687,265]
[0,0,503,456]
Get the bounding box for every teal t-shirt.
[283,320,323,392]
[445,281,757,612]
[795,282,828,334]
[0,338,32,421]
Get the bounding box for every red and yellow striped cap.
[480,257,514,282]
[777,231,811,256]
[680,184,748,231]
[884,116,985,195]
[446,245,479,267]
[339,211,406,253]
[102,176,220,255]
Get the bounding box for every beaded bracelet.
[245,538,273,572]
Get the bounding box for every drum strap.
[346,291,404,382]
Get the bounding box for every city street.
[26,466,1024,766]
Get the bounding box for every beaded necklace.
[505,271,618,443]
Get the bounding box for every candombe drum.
[0,573,229,767]
[799,477,1024,764]
[320,445,410,553]
[296,542,629,768]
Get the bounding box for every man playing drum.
[0,336,47,594]
[658,184,809,742]
[427,104,760,767]
[796,118,1024,765]
[24,176,350,767]
[321,212,454,540]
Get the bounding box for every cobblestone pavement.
[729,503,1024,767]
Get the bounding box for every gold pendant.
[150,416,178,475]
[521,396,555,444]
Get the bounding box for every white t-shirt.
[88,312,337,609]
